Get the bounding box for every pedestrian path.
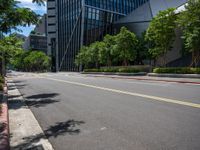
[8,80,54,150]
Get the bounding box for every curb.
[148,73,200,79]
[0,80,10,150]
[82,72,147,76]
[89,75,200,85]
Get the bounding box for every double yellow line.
[45,77,200,109]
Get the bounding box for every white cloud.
[18,0,46,12]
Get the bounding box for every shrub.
[0,83,3,91]
[84,66,149,73]
[153,67,200,74]
[0,76,4,84]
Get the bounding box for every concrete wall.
[34,14,47,35]
[150,0,187,17]
[115,1,152,35]
[47,0,56,56]
[23,36,30,51]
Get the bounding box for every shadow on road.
[11,120,85,149]
[8,93,60,110]
[25,93,60,108]
[8,84,27,90]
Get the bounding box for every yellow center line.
[44,77,200,109]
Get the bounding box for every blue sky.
[16,0,46,36]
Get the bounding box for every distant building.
[13,33,26,41]
[23,14,47,54]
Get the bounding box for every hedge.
[84,66,150,73]
[153,67,200,74]
[0,76,4,91]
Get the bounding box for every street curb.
[82,72,147,76]
[89,75,200,85]
[0,80,10,150]
[148,73,200,79]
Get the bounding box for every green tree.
[145,8,177,66]
[0,35,23,74]
[99,34,116,66]
[12,51,50,72]
[88,41,103,68]
[115,27,138,66]
[0,0,39,33]
[177,0,200,67]
[75,46,90,68]
[135,32,149,65]
[24,51,50,71]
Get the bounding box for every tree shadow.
[8,84,27,90]
[8,93,60,110]
[11,120,85,150]
[25,93,59,108]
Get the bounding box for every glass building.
[57,0,149,71]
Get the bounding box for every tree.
[75,46,90,68]
[0,0,40,33]
[12,51,50,72]
[88,41,103,68]
[115,27,138,66]
[145,8,177,66]
[135,32,149,65]
[99,34,116,66]
[32,0,46,6]
[177,0,200,67]
[0,35,23,74]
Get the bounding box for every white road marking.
[44,77,200,109]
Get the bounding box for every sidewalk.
[86,74,200,84]
[8,80,54,150]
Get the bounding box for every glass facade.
[57,0,149,71]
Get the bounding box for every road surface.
[8,72,200,150]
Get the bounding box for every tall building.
[47,0,57,71]
[47,0,187,71]
[23,14,48,54]
[48,0,149,71]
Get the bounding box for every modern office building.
[47,0,187,71]
[114,0,188,66]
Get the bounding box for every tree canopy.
[177,0,200,67]
[75,27,139,69]
[115,27,138,66]
[145,8,177,66]
[0,0,40,33]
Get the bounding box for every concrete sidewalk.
[8,80,54,150]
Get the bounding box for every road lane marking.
[44,77,200,109]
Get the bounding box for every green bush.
[153,67,200,74]
[0,76,4,84]
[84,66,149,73]
[0,83,3,91]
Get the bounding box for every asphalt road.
[9,72,200,150]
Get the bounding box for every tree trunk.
[123,59,128,66]
[190,50,200,67]
[162,52,167,67]
[107,59,112,67]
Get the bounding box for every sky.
[15,0,46,36]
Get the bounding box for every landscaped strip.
[0,77,9,150]
[153,67,200,74]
